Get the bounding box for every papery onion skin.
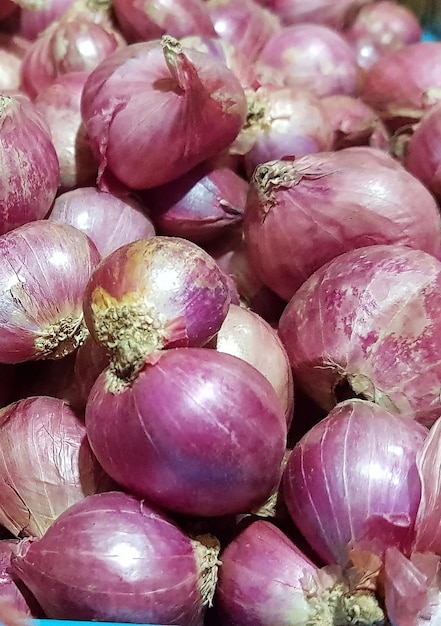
[361,42,441,128]
[142,161,246,244]
[0,93,59,235]
[83,236,231,378]
[278,244,441,425]
[244,151,441,301]
[215,520,317,626]
[49,186,155,258]
[34,72,97,192]
[256,23,361,98]
[0,221,100,364]
[85,348,287,517]
[0,396,111,538]
[10,491,211,624]
[113,0,216,44]
[283,399,426,565]
[405,103,441,202]
[81,37,247,191]
[211,304,294,425]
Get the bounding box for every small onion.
[0,540,42,617]
[85,347,287,517]
[0,396,111,538]
[320,94,390,151]
[255,0,372,30]
[283,399,426,565]
[344,1,423,70]
[83,236,231,379]
[142,160,246,244]
[0,220,100,364]
[18,0,77,41]
[206,0,281,63]
[256,23,361,98]
[34,72,98,191]
[10,491,219,623]
[278,244,441,425]
[361,42,441,129]
[244,150,441,301]
[405,103,441,202]
[210,303,294,425]
[232,86,335,175]
[80,36,247,191]
[49,186,156,258]
[0,93,59,235]
[215,519,385,626]
[113,0,216,44]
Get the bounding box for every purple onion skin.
[0,540,40,617]
[215,520,317,626]
[278,245,441,426]
[85,348,287,517]
[405,104,441,202]
[10,491,205,625]
[283,399,426,565]
[0,220,101,364]
[49,186,156,258]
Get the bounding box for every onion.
[256,23,361,98]
[0,540,42,617]
[210,303,294,425]
[49,186,156,258]
[361,42,441,129]
[85,347,287,517]
[278,244,441,426]
[320,94,390,151]
[0,93,59,235]
[383,548,441,625]
[0,396,112,537]
[0,35,29,92]
[74,335,109,409]
[141,160,246,244]
[20,1,126,99]
[80,36,247,191]
[18,0,76,41]
[232,86,335,176]
[344,1,423,70]
[283,399,426,565]
[83,236,231,379]
[255,0,372,30]
[0,220,100,364]
[245,150,441,301]
[205,0,281,63]
[215,518,385,626]
[10,491,220,623]
[405,103,441,202]
[113,0,216,44]
[34,72,97,191]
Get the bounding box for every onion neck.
[307,582,384,625]
[35,316,88,360]
[191,534,221,609]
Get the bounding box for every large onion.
[278,244,441,426]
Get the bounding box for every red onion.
[0,93,59,235]
[0,396,111,537]
[10,491,220,623]
[83,236,231,379]
[49,186,156,258]
[255,0,372,30]
[20,2,126,99]
[215,519,385,625]
[0,540,42,617]
[0,35,29,92]
[232,86,335,176]
[34,72,97,191]
[18,0,80,41]
[85,347,287,517]
[283,399,426,565]
[320,94,390,150]
[206,0,281,63]
[244,150,441,301]
[74,335,109,409]
[141,161,246,244]
[211,303,294,425]
[405,103,441,202]
[278,244,441,426]
[361,42,441,129]
[0,220,100,364]
[80,36,247,191]
[345,1,423,70]
[113,0,215,44]
[256,24,361,98]
[383,548,441,625]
